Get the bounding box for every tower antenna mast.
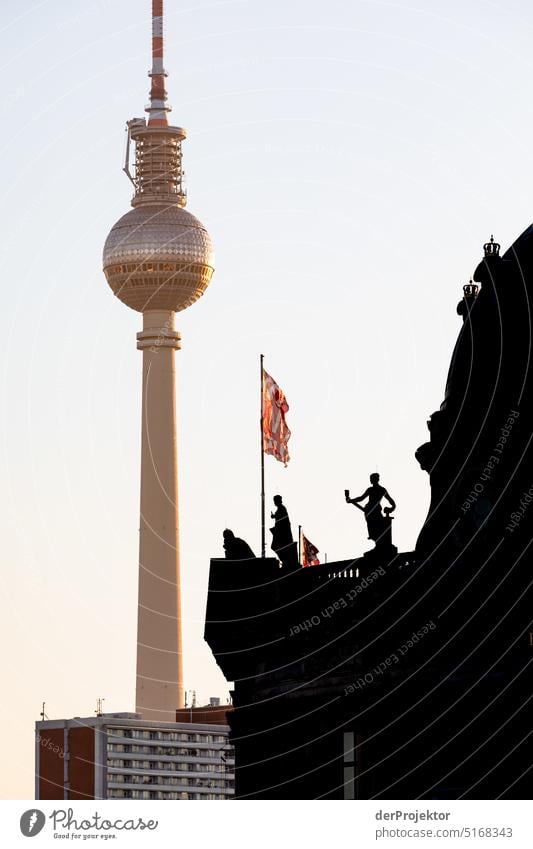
[148,0,171,127]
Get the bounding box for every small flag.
[302,533,320,567]
[262,369,291,466]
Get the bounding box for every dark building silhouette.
[205,235,532,799]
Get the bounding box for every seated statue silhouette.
[223,529,256,560]
[346,473,397,553]
[270,495,298,568]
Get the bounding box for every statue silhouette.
[270,495,293,550]
[270,495,298,567]
[223,529,256,560]
[346,473,396,549]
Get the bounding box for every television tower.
[103,0,214,721]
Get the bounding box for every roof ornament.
[457,279,479,319]
[484,234,500,258]
[463,279,479,298]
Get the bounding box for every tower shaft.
[136,310,184,719]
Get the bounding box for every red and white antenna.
[122,0,187,204]
[147,0,171,126]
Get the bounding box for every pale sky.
[1,0,533,799]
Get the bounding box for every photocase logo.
[20,810,46,837]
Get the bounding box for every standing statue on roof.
[346,473,396,549]
[270,495,298,568]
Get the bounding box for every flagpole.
[260,353,266,558]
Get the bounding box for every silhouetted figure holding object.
[223,529,256,560]
[346,473,397,552]
[270,495,293,549]
[270,495,298,567]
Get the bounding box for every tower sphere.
[102,0,214,315]
[103,204,214,313]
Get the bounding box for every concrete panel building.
[36,713,234,801]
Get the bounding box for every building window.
[343,732,356,800]
[132,790,150,799]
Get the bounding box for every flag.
[262,369,291,466]
[302,533,320,567]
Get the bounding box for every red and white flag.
[302,533,320,567]
[262,369,291,466]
